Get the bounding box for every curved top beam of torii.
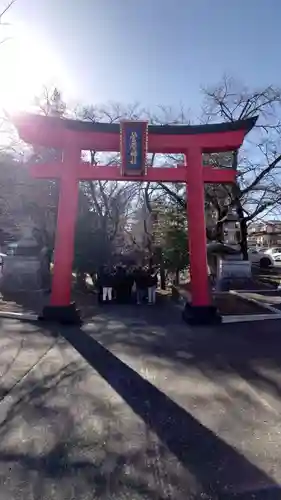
[12,113,258,154]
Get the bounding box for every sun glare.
[0,23,72,113]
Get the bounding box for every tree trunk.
[160,266,166,290]
[230,151,248,260]
[216,220,224,242]
[234,194,248,260]
[155,246,166,290]
[239,217,248,260]
[159,249,166,290]
[214,205,227,242]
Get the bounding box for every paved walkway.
[0,306,280,498]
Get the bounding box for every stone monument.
[211,210,252,291]
[0,223,51,293]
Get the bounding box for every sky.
[1,0,281,116]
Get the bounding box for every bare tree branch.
[0,0,16,22]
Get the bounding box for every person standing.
[134,267,148,305]
[148,268,158,305]
[114,265,126,303]
[101,266,113,303]
[96,268,103,304]
[125,267,134,303]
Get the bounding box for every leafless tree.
[77,103,195,268]
[33,86,66,117]
[76,104,146,259]
[202,76,281,257]
[9,83,280,267]
[146,78,281,258]
[0,0,16,45]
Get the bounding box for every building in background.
[248,220,281,248]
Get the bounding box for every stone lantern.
[222,210,240,248]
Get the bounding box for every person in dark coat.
[100,266,114,303]
[114,266,127,303]
[134,267,148,305]
[96,268,103,304]
[124,267,134,303]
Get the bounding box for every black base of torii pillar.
[39,303,82,325]
[182,303,222,326]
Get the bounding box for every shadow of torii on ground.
[60,323,281,499]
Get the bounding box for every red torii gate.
[13,114,257,324]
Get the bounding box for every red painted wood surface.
[13,114,254,153]
[186,148,210,306]
[29,163,236,184]
[50,148,80,306]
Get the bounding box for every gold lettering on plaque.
[129,131,138,165]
